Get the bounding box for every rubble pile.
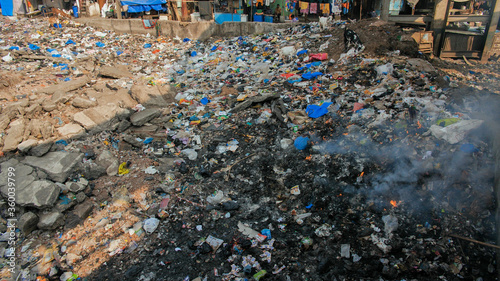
[0,16,499,281]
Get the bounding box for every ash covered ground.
[0,16,500,281]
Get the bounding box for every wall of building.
[75,18,295,40]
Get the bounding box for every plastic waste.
[305,102,332,118]
[144,43,152,48]
[207,190,224,205]
[143,218,160,234]
[96,42,105,47]
[281,46,296,56]
[341,244,350,258]
[460,143,478,153]
[301,72,323,80]
[376,63,394,77]
[294,137,309,150]
[118,162,130,175]
[261,229,271,240]
[308,53,328,61]
[181,148,198,160]
[2,53,12,63]
[29,44,39,50]
[382,214,398,234]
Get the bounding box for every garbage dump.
[0,16,500,281]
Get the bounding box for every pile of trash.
[0,16,499,281]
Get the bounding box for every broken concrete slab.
[51,91,74,104]
[73,104,129,134]
[30,141,53,157]
[130,108,161,126]
[57,123,85,139]
[72,97,97,109]
[65,181,86,193]
[42,100,57,112]
[16,180,61,208]
[22,152,84,182]
[98,66,132,79]
[18,212,39,235]
[37,76,91,95]
[3,119,25,152]
[130,84,174,107]
[18,139,38,153]
[37,211,64,230]
[429,119,484,144]
[0,161,35,200]
[230,94,280,113]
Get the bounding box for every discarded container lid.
[294,136,309,150]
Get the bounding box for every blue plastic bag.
[96,42,105,47]
[297,49,308,56]
[190,51,197,57]
[143,137,154,144]
[9,46,19,50]
[183,38,191,42]
[301,72,323,80]
[306,102,332,118]
[117,51,123,56]
[200,97,210,105]
[294,137,309,150]
[144,43,152,48]
[29,44,39,50]
[65,39,76,45]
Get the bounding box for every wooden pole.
[431,0,450,57]
[480,0,500,63]
[116,0,122,18]
[380,0,389,20]
[449,234,500,250]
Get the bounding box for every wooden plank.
[440,50,481,58]
[388,15,432,25]
[447,15,490,23]
[481,0,500,62]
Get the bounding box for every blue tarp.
[121,0,166,13]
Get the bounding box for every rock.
[3,119,25,152]
[117,120,131,132]
[130,108,161,126]
[30,141,53,157]
[37,211,64,230]
[38,76,91,95]
[96,150,119,176]
[25,104,41,115]
[75,192,86,203]
[72,201,93,220]
[407,58,436,73]
[0,114,11,131]
[99,66,132,79]
[18,139,38,153]
[23,152,84,182]
[18,212,39,235]
[0,161,38,204]
[122,135,143,148]
[230,94,279,113]
[57,123,85,139]
[129,84,174,107]
[54,198,77,213]
[72,97,96,109]
[51,91,73,104]
[65,181,86,193]
[24,119,53,140]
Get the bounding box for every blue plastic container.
[72,6,78,18]
[254,15,263,22]
[265,15,273,23]
[1,0,14,16]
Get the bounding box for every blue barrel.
[1,0,14,16]
[72,6,78,17]
[254,14,263,22]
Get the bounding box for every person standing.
[274,4,281,22]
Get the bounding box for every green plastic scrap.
[436,118,460,127]
[253,270,267,280]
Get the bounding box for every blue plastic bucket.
[72,6,78,17]
[1,0,14,16]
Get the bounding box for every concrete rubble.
[0,15,499,281]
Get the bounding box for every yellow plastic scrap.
[118,162,130,175]
[436,118,460,127]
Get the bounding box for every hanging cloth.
[309,2,317,14]
[299,1,309,13]
[342,0,350,14]
[286,0,296,12]
[320,3,329,14]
